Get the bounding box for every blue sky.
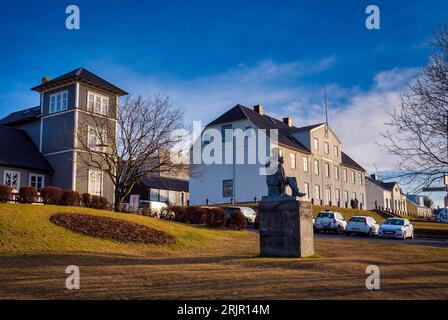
[0,0,447,205]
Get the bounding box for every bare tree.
[382,25,448,192]
[77,95,189,211]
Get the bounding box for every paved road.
[315,232,448,248]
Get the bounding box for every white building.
[190,104,366,207]
[365,175,407,214]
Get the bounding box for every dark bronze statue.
[266,156,306,198]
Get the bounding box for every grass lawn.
[1,203,448,300]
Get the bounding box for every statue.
[265,156,306,200]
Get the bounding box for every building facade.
[0,68,128,203]
[406,195,433,218]
[190,104,367,207]
[365,175,408,214]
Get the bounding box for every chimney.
[253,104,263,115]
[370,174,377,181]
[41,76,52,83]
[283,117,292,127]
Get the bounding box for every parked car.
[224,206,257,225]
[378,218,414,240]
[314,210,347,234]
[346,216,379,236]
[139,200,169,218]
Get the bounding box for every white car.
[346,216,379,236]
[314,210,347,234]
[225,206,257,224]
[378,218,414,240]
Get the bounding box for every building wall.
[407,199,432,218]
[45,152,74,190]
[0,165,49,191]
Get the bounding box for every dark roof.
[140,175,189,192]
[0,106,41,126]
[0,126,53,173]
[208,104,310,153]
[341,152,366,172]
[365,176,397,191]
[32,67,128,96]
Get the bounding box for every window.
[335,189,341,202]
[334,166,339,180]
[290,153,296,170]
[87,92,109,115]
[324,163,330,178]
[4,170,20,191]
[324,142,329,154]
[223,180,234,198]
[150,189,159,201]
[304,182,310,199]
[314,159,319,175]
[334,145,339,157]
[278,149,283,158]
[343,168,348,182]
[351,171,356,184]
[302,157,308,172]
[88,170,102,196]
[344,190,349,203]
[159,190,168,202]
[325,188,331,204]
[315,185,321,200]
[49,91,68,114]
[361,194,364,206]
[245,126,252,137]
[168,191,177,205]
[221,124,233,143]
[314,138,319,150]
[352,192,357,200]
[29,174,44,190]
[88,126,107,151]
[359,173,363,185]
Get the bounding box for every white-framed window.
[88,169,103,196]
[290,153,296,170]
[334,166,339,180]
[87,92,109,116]
[343,168,348,182]
[344,190,349,203]
[87,126,107,151]
[49,90,68,114]
[159,189,168,202]
[335,189,341,202]
[302,157,308,172]
[3,170,20,191]
[325,188,331,204]
[359,173,363,185]
[150,188,159,201]
[314,159,319,175]
[304,182,310,199]
[324,142,329,154]
[29,174,44,190]
[169,190,177,205]
[315,185,321,200]
[324,162,330,178]
[334,145,339,157]
[314,138,319,150]
[361,193,365,207]
[351,171,356,184]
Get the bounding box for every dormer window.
[49,91,68,114]
[88,92,109,116]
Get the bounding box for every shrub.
[41,186,62,205]
[99,197,110,210]
[160,207,176,220]
[171,206,188,222]
[185,206,207,224]
[90,195,100,209]
[0,184,12,203]
[81,193,91,207]
[230,209,247,230]
[18,186,38,204]
[60,190,79,206]
[207,207,227,228]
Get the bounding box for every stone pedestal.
[259,199,314,258]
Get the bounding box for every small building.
[365,174,407,214]
[131,176,189,206]
[406,195,433,219]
